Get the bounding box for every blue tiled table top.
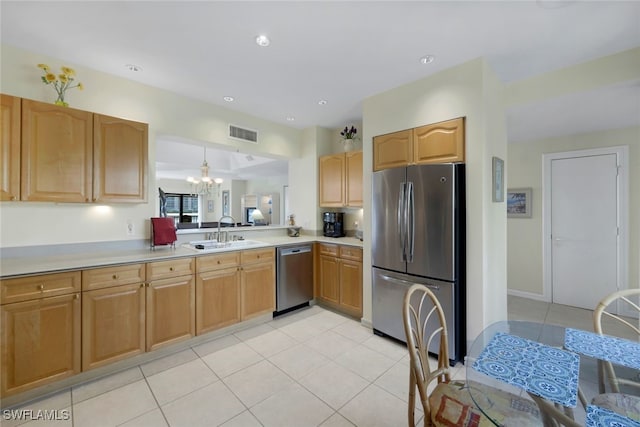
[564,328,640,370]
[471,332,580,407]
[586,405,640,427]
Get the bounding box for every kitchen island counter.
[0,235,363,278]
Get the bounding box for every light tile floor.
[3,296,599,427]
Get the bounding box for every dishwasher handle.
[279,246,312,256]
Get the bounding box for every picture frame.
[222,190,230,216]
[492,156,504,202]
[207,200,214,213]
[507,188,532,218]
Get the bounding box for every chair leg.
[408,370,416,427]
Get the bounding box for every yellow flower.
[59,74,69,84]
[61,66,75,77]
[37,63,50,72]
[45,73,57,83]
[77,83,84,91]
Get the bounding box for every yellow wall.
[507,126,640,297]
[0,44,303,247]
[362,58,508,340]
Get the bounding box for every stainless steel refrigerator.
[372,163,465,363]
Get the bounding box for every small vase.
[342,139,354,152]
[54,94,68,107]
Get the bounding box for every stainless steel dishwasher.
[275,244,313,315]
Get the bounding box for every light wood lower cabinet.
[196,252,241,335]
[240,248,275,320]
[146,273,195,352]
[82,283,146,370]
[316,243,362,318]
[1,293,81,397]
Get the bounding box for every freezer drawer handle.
[379,274,440,291]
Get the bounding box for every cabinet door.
[21,99,93,202]
[1,293,81,397]
[82,283,145,370]
[240,261,275,320]
[318,255,340,304]
[196,267,240,335]
[413,117,465,164]
[346,150,363,207]
[93,114,148,203]
[339,259,363,318]
[319,154,345,207]
[146,275,195,351]
[373,129,413,171]
[1,94,21,201]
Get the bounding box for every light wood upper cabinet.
[345,150,363,207]
[413,117,465,164]
[319,154,345,207]
[373,118,465,171]
[373,129,413,171]
[21,99,93,202]
[319,150,362,207]
[93,114,148,203]
[1,95,21,201]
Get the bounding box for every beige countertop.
[0,235,363,278]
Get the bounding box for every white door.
[550,153,619,310]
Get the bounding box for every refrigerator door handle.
[398,182,407,261]
[406,181,415,263]
[379,274,440,291]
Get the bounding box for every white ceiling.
[2,1,639,177]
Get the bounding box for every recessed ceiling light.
[420,55,435,65]
[223,96,234,102]
[286,116,295,121]
[255,35,270,47]
[318,99,328,105]
[125,64,142,72]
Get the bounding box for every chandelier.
[187,147,223,196]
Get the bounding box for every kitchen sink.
[183,239,269,253]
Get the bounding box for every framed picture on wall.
[492,156,504,202]
[222,190,230,216]
[507,188,532,218]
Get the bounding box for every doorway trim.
[542,146,629,314]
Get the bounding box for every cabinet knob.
[74,293,80,300]
[38,284,45,291]
[217,260,221,264]
[169,267,174,271]
[257,255,261,259]
[112,274,118,280]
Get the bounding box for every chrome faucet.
[218,215,236,243]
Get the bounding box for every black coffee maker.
[323,212,345,237]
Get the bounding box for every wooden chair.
[590,288,640,421]
[402,284,541,426]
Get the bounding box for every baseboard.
[507,289,549,302]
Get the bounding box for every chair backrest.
[593,288,640,394]
[403,284,451,416]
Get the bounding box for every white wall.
[0,44,303,247]
[507,126,640,297]
[362,58,508,340]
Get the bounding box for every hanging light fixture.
[187,147,223,196]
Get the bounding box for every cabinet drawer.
[196,252,240,272]
[339,246,362,261]
[1,271,81,304]
[240,248,274,265]
[82,264,146,291]
[318,243,339,257]
[146,258,194,281]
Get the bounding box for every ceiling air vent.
[229,124,258,144]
